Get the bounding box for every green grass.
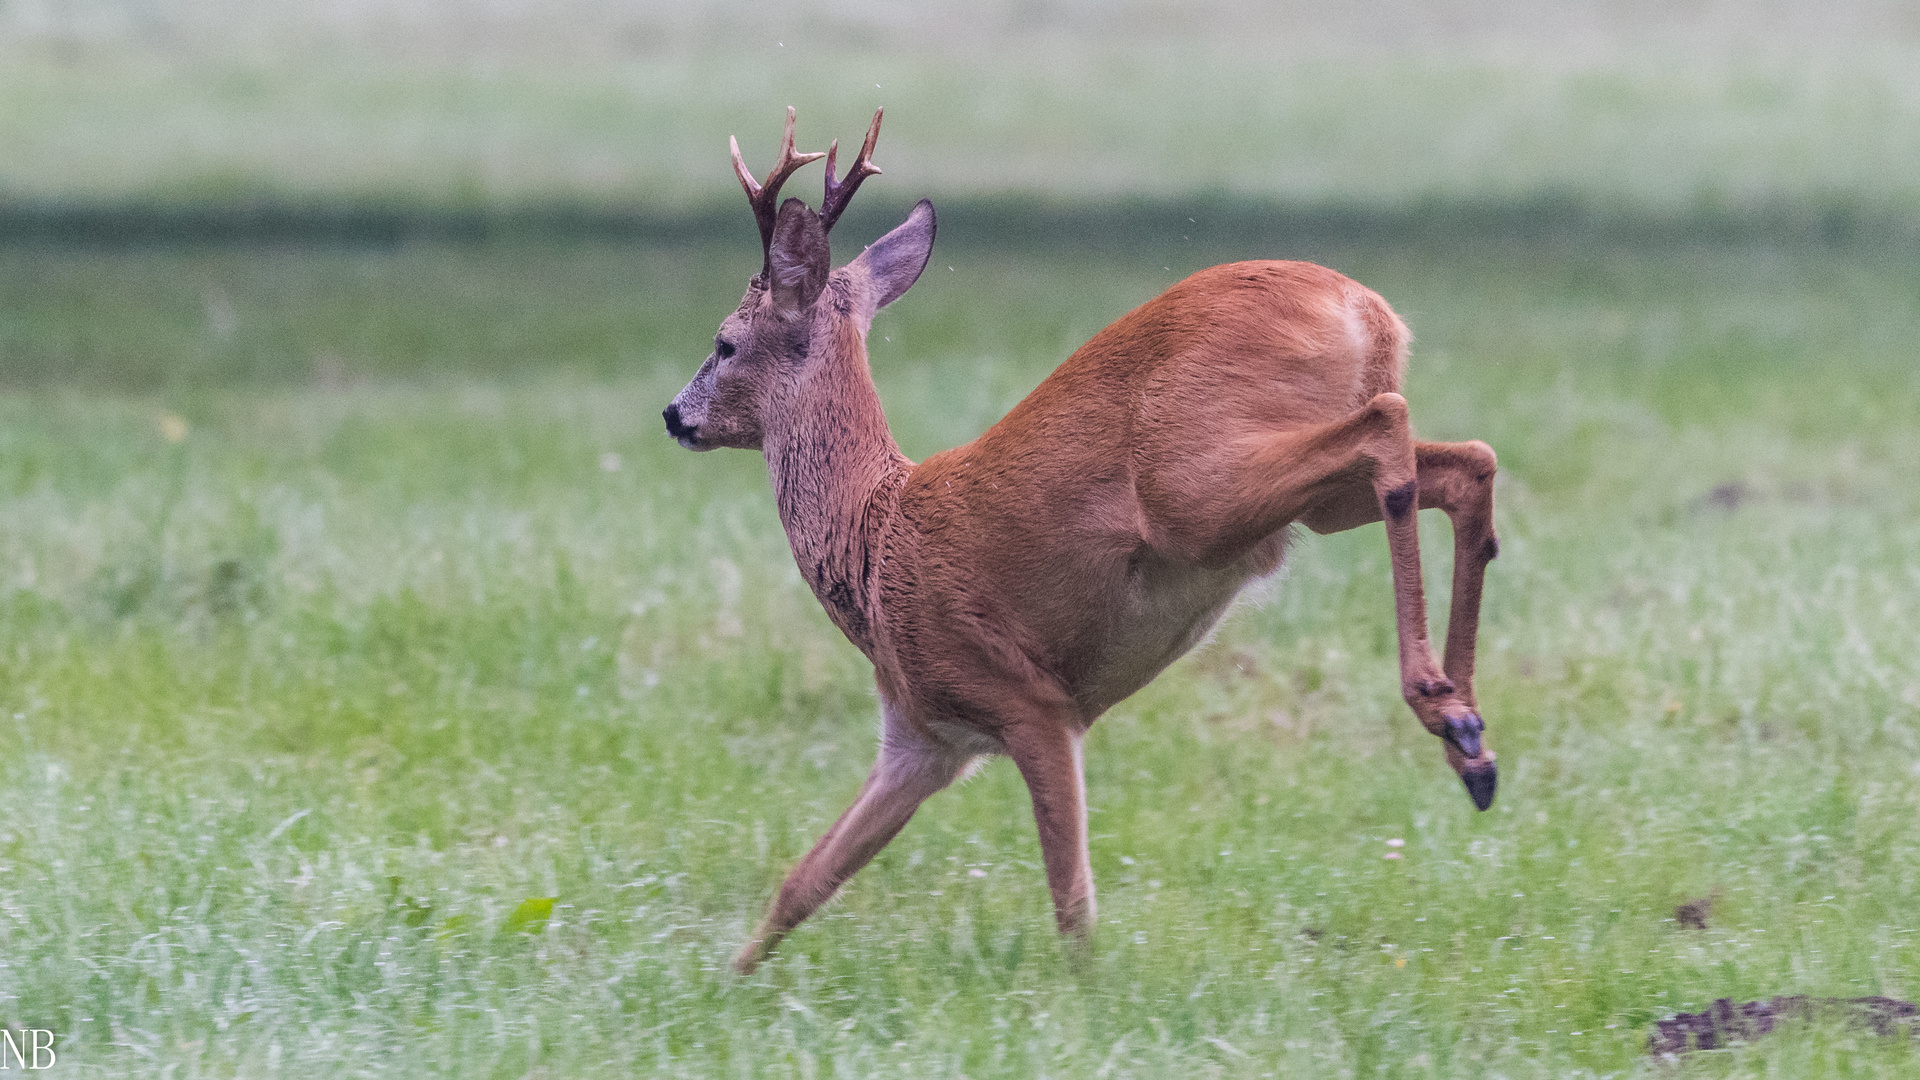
[2,231,1919,1076]
[8,5,1920,1075]
[5,1,1920,223]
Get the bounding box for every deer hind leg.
[733,728,973,974]
[1299,437,1501,808]
[1147,393,1496,808]
[1410,440,1499,705]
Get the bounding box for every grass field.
[6,1,1920,222]
[4,1,1920,1076]
[2,227,1919,1076]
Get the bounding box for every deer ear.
[850,199,936,313]
[768,198,830,313]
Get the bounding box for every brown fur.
[668,131,1499,975]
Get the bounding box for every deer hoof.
[1460,761,1497,811]
[732,938,772,976]
[1443,709,1484,759]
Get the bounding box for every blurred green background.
[5,3,1920,1077]
[5,0,1920,226]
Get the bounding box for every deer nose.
[663,403,702,448]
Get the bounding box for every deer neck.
[762,320,910,656]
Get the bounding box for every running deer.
[664,108,1500,974]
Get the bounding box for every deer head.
[664,107,936,452]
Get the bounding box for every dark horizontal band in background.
[1,193,1914,250]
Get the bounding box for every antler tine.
[820,107,885,233]
[731,106,825,271]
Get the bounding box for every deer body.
[889,261,1402,717]
[666,110,1500,974]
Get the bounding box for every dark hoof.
[1461,763,1497,811]
[1443,710,1484,759]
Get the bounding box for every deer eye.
[714,337,736,360]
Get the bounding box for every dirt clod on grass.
[1649,996,1919,1056]
[1674,893,1715,929]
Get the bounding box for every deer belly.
[1073,559,1255,713]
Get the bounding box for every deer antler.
[731,106,826,275]
[820,107,884,234]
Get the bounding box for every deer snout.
[662,403,703,450]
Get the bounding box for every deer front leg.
[1002,717,1096,945]
[733,727,972,974]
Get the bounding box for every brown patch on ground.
[1649,996,1919,1057]
[1674,891,1716,930]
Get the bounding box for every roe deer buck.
[664,108,1500,975]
